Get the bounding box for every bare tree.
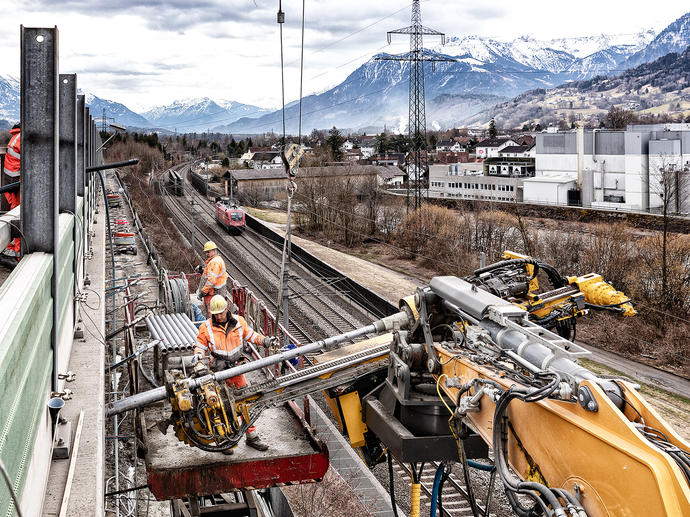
[648,154,690,310]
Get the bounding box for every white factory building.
[530,124,690,213]
[428,162,524,202]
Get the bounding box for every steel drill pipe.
[106,311,409,416]
[85,158,139,172]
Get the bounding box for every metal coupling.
[557,382,573,400]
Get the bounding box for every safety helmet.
[203,241,217,252]
[209,295,228,315]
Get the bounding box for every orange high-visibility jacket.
[4,128,20,178]
[201,255,227,295]
[194,315,264,358]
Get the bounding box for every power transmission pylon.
[101,108,114,133]
[377,0,454,211]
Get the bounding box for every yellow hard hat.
[203,241,217,252]
[209,295,228,315]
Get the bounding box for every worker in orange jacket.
[3,124,21,258]
[197,241,228,315]
[193,295,277,452]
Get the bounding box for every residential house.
[474,137,518,159]
[435,151,469,164]
[435,140,466,153]
[359,138,377,159]
[250,151,282,169]
[369,153,405,167]
[344,149,364,162]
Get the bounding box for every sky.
[0,0,688,112]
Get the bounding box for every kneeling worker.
[194,295,275,451]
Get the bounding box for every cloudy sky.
[0,0,688,112]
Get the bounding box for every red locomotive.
[215,198,245,233]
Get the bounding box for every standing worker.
[193,295,276,452]
[198,241,227,315]
[3,123,20,258]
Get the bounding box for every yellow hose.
[410,482,421,517]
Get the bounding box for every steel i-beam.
[21,25,60,392]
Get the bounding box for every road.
[580,342,690,399]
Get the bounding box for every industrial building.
[228,165,388,200]
[428,162,525,202]
[532,124,690,213]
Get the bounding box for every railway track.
[189,179,377,335]
[162,165,379,346]
[392,460,493,517]
[161,164,501,517]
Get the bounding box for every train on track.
[215,197,246,233]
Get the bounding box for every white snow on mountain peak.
[436,30,658,71]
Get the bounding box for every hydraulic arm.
[110,275,688,516]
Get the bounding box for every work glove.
[191,352,203,365]
[194,265,203,274]
[262,336,279,348]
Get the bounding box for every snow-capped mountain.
[0,75,20,122]
[83,92,150,128]
[218,50,556,134]
[624,12,690,68]
[436,30,656,76]
[546,31,655,59]
[142,97,269,132]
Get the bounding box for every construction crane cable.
[298,0,306,144]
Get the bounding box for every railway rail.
[160,163,504,516]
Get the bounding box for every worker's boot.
[246,431,269,451]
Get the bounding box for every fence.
[0,26,103,517]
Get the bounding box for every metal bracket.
[417,289,441,373]
[58,371,76,382]
[578,385,598,412]
[53,420,73,459]
[52,389,73,400]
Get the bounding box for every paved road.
[579,342,690,399]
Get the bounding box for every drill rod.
[106,311,409,416]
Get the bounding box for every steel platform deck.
[143,399,329,500]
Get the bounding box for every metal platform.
[143,399,329,500]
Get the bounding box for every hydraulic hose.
[430,463,444,517]
[387,451,399,517]
[466,460,494,472]
[472,257,567,289]
[410,482,421,517]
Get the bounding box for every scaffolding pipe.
[106,311,409,416]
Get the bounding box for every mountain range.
[464,45,690,129]
[1,11,689,133]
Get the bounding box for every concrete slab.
[43,203,105,516]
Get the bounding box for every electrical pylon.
[377,0,453,211]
